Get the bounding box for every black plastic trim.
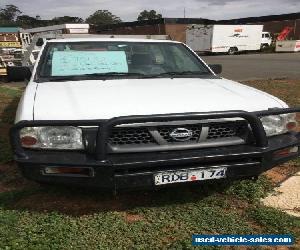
[10,108,300,162]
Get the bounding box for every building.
[94,18,215,43]
[95,12,300,42]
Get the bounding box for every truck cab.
[261,32,272,48]
[9,38,300,190]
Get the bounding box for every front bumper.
[10,108,300,189]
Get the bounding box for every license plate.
[154,167,227,185]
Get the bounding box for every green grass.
[0,86,22,98]
[247,206,300,235]
[0,190,251,250]
[0,81,300,249]
[0,137,12,163]
[0,205,252,250]
[0,180,299,249]
[225,176,273,203]
[0,85,22,163]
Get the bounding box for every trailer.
[186,24,265,54]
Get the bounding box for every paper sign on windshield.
[51,51,128,76]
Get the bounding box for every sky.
[1,0,300,21]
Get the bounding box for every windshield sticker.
[51,51,128,76]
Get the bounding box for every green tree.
[86,10,121,25]
[0,4,22,22]
[52,16,83,24]
[16,15,39,27]
[137,10,162,21]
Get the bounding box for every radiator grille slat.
[207,122,248,139]
[108,121,248,147]
[108,128,155,145]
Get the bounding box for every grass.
[0,85,22,163]
[0,200,253,249]
[247,206,300,235]
[225,176,273,203]
[0,80,300,249]
[0,86,22,99]
[0,137,12,164]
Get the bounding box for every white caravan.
[186,25,264,54]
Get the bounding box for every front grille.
[158,124,201,142]
[107,121,249,149]
[108,128,155,145]
[207,122,248,139]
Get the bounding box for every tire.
[261,44,269,50]
[228,47,238,55]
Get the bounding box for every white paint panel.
[32,78,286,121]
[15,82,38,122]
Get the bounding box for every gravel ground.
[262,171,300,217]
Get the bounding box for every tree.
[17,15,39,27]
[137,10,162,21]
[86,10,121,25]
[0,4,22,22]
[52,16,83,24]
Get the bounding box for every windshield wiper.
[37,72,147,82]
[82,72,147,77]
[150,71,211,78]
[37,75,86,82]
[38,71,210,82]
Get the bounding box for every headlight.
[260,113,297,137]
[20,126,83,150]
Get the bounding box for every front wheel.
[261,44,269,50]
[228,47,238,55]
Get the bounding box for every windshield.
[37,41,212,81]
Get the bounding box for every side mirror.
[36,38,44,47]
[209,64,222,75]
[7,66,32,82]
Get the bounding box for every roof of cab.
[47,37,181,43]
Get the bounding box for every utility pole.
[184,7,186,18]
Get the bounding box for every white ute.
[9,38,300,189]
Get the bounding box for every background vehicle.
[261,31,272,49]
[186,24,264,54]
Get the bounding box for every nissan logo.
[170,128,193,141]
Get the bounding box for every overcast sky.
[2,0,300,21]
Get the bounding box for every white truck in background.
[186,25,271,54]
[261,32,272,49]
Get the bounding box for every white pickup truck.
[9,38,300,189]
